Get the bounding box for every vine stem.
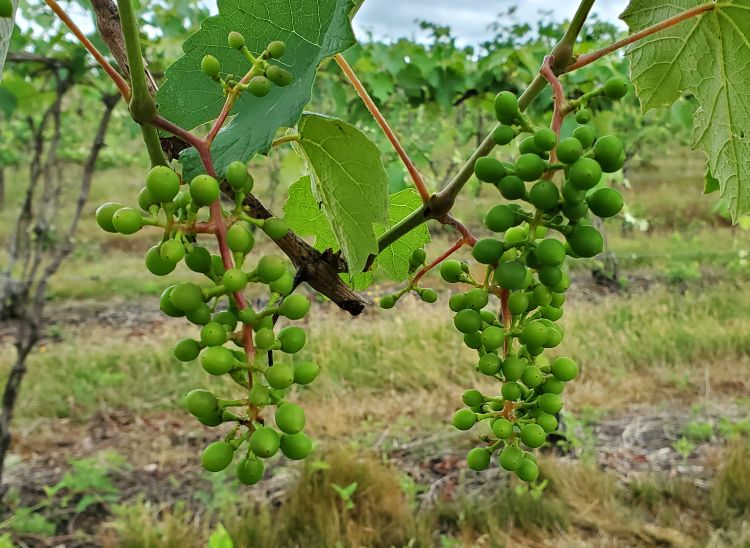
[540,55,565,164]
[206,62,264,145]
[412,238,467,286]
[566,2,717,72]
[334,54,431,203]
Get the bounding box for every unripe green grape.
[201,322,227,347]
[480,309,497,323]
[562,181,586,204]
[202,346,235,375]
[519,136,545,157]
[543,379,564,397]
[410,248,427,269]
[227,30,246,49]
[174,338,201,362]
[454,309,482,334]
[478,353,501,375]
[474,157,506,184]
[267,40,286,58]
[495,176,524,202]
[185,389,217,417]
[266,363,295,389]
[516,458,539,482]
[173,189,191,209]
[481,327,505,350]
[587,187,623,218]
[270,271,294,295]
[227,223,254,253]
[146,165,181,203]
[535,239,565,267]
[575,108,592,124]
[504,226,528,243]
[573,125,597,148]
[463,332,482,350]
[160,286,184,318]
[185,246,212,273]
[500,445,523,471]
[493,261,527,290]
[248,76,272,97]
[594,135,625,173]
[249,384,272,406]
[420,288,438,303]
[532,285,552,308]
[568,158,602,190]
[494,91,519,124]
[201,441,234,472]
[263,217,289,240]
[534,128,558,152]
[515,154,547,182]
[485,204,518,233]
[551,357,579,381]
[294,361,320,385]
[266,65,294,87]
[0,0,13,18]
[238,308,257,325]
[492,418,514,439]
[550,292,565,308]
[170,283,203,312]
[190,174,220,206]
[279,294,310,320]
[562,200,589,221]
[556,137,583,164]
[186,302,212,325]
[528,181,559,211]
[137,186,157,211]
[472,238,503,265]
[604,76,628,99]
[453,409,476,430]
[112,207,143,235]
[201,54,221,79]
[275,403,305,434]
[566,224,603,258]
[537,413,558,433]
[278,326,306,353]
[95,202,124,233]
[226,160,250,190]
[280,432,313,460]
[521,366,544,388]
[462,389,484,407]
[526,344,544,357]
[501,381,522,401]
[146,246,176,276]
[257,255,287,283]
[551,271,571,294]
[541,306,563,323]
[440,260,464,283]
[237,458,264,485]
[160,239,185,264]
[250,427,280,458]
[521,321,548,348]
[379,295,396,309]
[467,448,491,471]
[255,328,276,350]
[537,266,563,288]
[211,254,226,277]
[223,268,247,292]
[449,293,466,312]
[520,423,546,448]
[507,292,529,315]
[538,392,563,414]
[214,310,238,331]
[492,125,515,146]
[197,412,223,427]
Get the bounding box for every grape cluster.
[446,77,628,481]
[95,34,319,485]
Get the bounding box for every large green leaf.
[296,113,389,274]
[157,0,356,180]
[621,0,750,220]
[0,0,17,81]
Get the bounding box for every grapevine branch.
[540,55,566,164]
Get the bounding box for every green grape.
[174,338,201,362]
[551,357,579,381]
[250,427,280,458]
[249,76,272,97]
[185,389,217,417]
[481,327,505,350]
[211,255,226,277]
[492,125,515,146]
[542,378,564,396]
[280,432,313,460]
[454,309,482,334]
[420,288,438,303]
[521,366,545,389]
[462,389,484,407]
[146,165,181,203]
[279,295,310,320]
[190,174,220,206]
[498,175,526,201]
[440,260,464,283]
[550,292,565,308]
[520,423,546,448]
[504,226,528,243]
[237,458,264,485]
[267,40,286,58]
[257,255,287,283]
[515,154,547,182]
[146,246,176,276]
[492,418,514,439]
[493,261,527,290]
[201,54,221,79]
[499,445,523,471]
[449,293,466,312]
[266,363,295,389]
[227,31,246,49]
[535,240,565,267]
[587,187,623,218]
[214,310,238,330]
[201,441,234,472]
[169,283,203,312]
[528,181,559,211]
[551,271,571,294]
[556,137,583,164]
[575,108,593,124]
[197,412,223,427]
[568,158,602,190]
[538,393,563,414]
[521,321,548,348]
[474,157,506,184]
[278,326,306,353]
[478,353,501,375]
[186,303,212,325]
[472,238,504,265]
[0,0,13,17]
[223,268,247,292]
[379,295,396,309]
[202,347,235,375]
[573,125,597,149]
[112,207,143,235]
[494,91,519,124]
[519,136,545,157]
[201,322,227,347]
[537,413,558,433]
[516,458,539,482]
[537,266,563,288]
[531,285,552,308]
[562,181,586,204]
[255,328,276,350]
[540,306,563,323]
[160,286,184,318]
[294,361,320,385]
[173,189,191,209]
[566,225,603,258]
[502,356,525,381]
[463,332,483,350]
[501,381,522,401]
[226,223,254,253]
[266,65,293,87]
[481,309,496,323]
[507,291,529,315]
[225,160,250,190]
[594,135,625,173]
[467,448,491,471]
[160,239,185,264]
[604,76,628,99]
[270,271,294,295]
[249,384,271,406]
[485,205,518,233]
[275,403,305,434]
[534,128,558,152]
[562,200,589,221]
[410,248,427,269]
[263,218,290,240]
[452,409,476,430]
[185,246,212,273]
[137,187,156,211]
[95,202,124,233]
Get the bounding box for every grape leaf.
[297,113,389,274]
[0,0,17,81]
[156,0,356,180]
[621,0,750,220]
[283,176,338,252]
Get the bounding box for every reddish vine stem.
[334,54,431,203]
[206,63,263,145]
[412,239,466,286]
[442,215,477,246]
[500,289,511,357]
[540,55,565,164]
